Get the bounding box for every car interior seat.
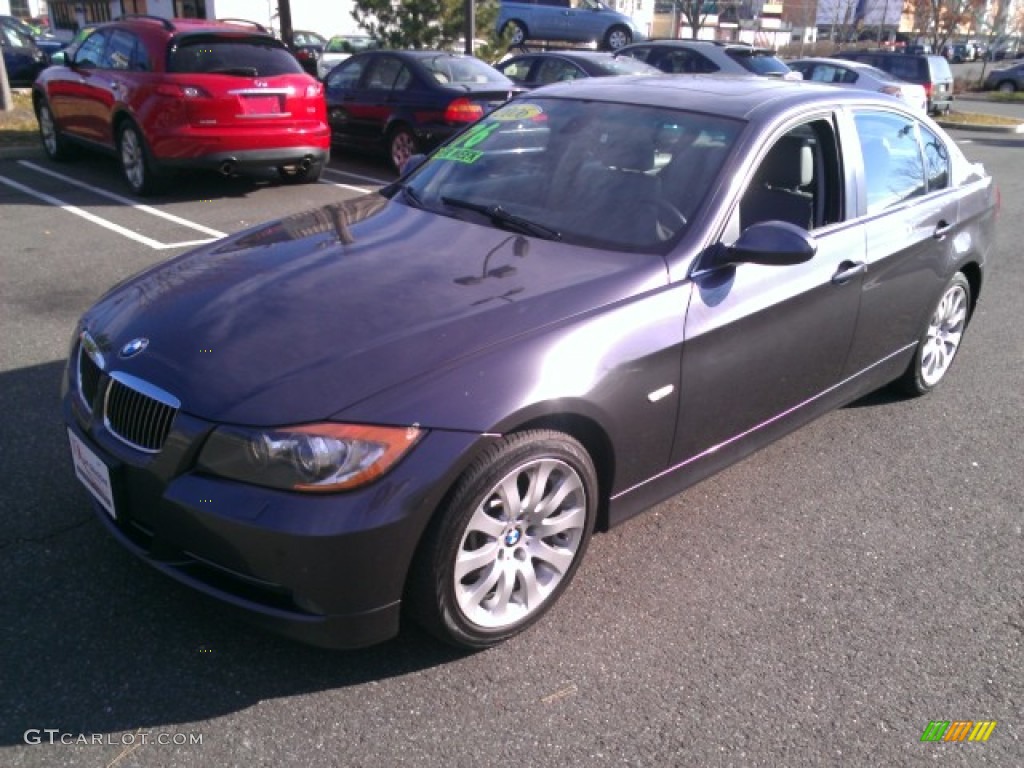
[739,134,815,230]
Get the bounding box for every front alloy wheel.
[408,430,597,649]
[604,26,632,51]
[899,272,971,395]
[37,101,70,160]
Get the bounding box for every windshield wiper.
[398,183,425,209]
[441,196,561,241]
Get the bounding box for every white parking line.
[321,166,391,185]
[18,160,228,238]
[0,173,175,250]
[319,179,377,194]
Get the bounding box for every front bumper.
[63,370,484,649]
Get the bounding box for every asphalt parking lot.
[1,119,1021,766]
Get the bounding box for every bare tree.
[903,0,981,51]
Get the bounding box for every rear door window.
[854,111,927,214]
[727,49,791,76]
[168,36,304,76]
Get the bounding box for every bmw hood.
[79,195,666,426]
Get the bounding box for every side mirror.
[715,220,817,268]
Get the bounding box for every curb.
[935,117,1024,133]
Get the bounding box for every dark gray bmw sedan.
[63,75,997,650]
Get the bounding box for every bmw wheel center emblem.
[120,338,149,358]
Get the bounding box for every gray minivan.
[834,50,953,114]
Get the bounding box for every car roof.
[506,50,623,62]
[627,39,775,54]
[523,73,886,118]
[93,15,274,37]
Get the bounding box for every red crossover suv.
[33,15,330,195]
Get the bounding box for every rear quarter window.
[168,37,304,76]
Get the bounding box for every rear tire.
[502,21,527,46]
[388,126,418,174]
[897,272,971,396]
[117,121,163,196]
[997,80,1017,93]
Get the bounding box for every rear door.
[840,108,962,375]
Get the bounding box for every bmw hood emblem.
[120,338,149,358]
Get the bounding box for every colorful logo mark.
[920,720,997,742]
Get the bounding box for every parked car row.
[29,13,968,196]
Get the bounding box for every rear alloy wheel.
[277,159,324,184]
[604,25,632,50]
[36,101,72,161]
[408,430,598,649]
[502,21,527,46]
[388,127,418,174]
[117,122,162,196]
[898,272,971,396]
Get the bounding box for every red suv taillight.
[156,84,212,99]
[444,98,484,123]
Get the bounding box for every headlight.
[197,423,424,492]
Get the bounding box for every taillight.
[444,97,484,123]
[156,84,211,99]
[922,82,934,97]
[305,82,323,98]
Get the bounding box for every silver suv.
[615,40,799,79]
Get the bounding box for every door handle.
[832,260,866,285]
[933,221,954,239]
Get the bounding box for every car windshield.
[397,98,742,252]
[168,36,305,76]
[419,54,511,84]
[727,49,792,76]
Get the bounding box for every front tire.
[897,272,971,396]
[117,121,162,196]
[604,25,632,51]
[36,100,73,161]
[407,430,598,650]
